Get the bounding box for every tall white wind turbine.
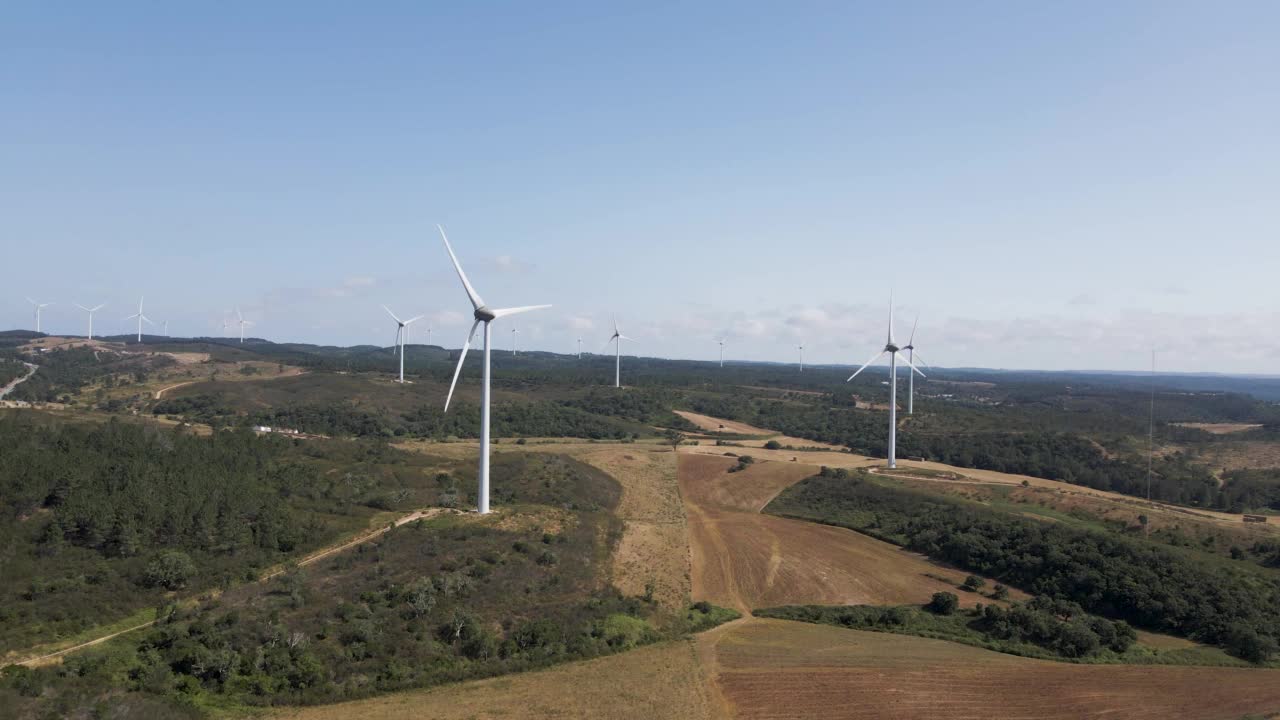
[162,320,169,338]
[577,337,582,359]
[717,338,726,368]
[605,316,634,388]
[235,307,253,343]
[511,323,519,355]
[124,297,154,343]
[798,342,805,372]
[901,314,929,415]
[383,305,424,384]
[440,225,550,515]
[75,303,105,340]
[846,296,925,469]
[26,298,52,333]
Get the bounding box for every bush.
[927,592,958,615]
[764,440,782,450]
[961,575,986,592]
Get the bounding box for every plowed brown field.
[679,454,1018,612]
[709,618,1280,720]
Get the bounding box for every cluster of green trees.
[1,346,173,403]
[766,472,1280,662]
[758,595,1136,662]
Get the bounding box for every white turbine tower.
[577,337,583,359]
[221,314,230,337]
[26,298,52,333]
[901,314,929,415]
[440,225,549,515]
[75,303,105,340]
[162,320,169,338]
[846,296,925,469]
[605,316,634,388]
[511,323,519,355]
[798,342,805,372]
[235,307,253,343]
[717,338,726,368]
[124,297,154,343]
[383,305,424,384]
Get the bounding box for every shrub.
[961,575,986,592]
[764,440,782,450]
[927,592,959,615]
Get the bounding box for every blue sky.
[3,2,1277,373]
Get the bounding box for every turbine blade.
[492,304,551,319]
[76,303,90,311]
[404,315,425,325]
[142,315,156,326]
[847,350,887,382]
[383,305,403,324]
[438,225,485,310]
[602,336,617,353]
[26,297,36,306]
[444,319,481,412]
[910,351,930,369]
[896,351,926,377]
[909,313,919,345]
[236,306,243,322]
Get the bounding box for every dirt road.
[14,508,441,667]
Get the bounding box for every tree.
[927,591,959,615]
[664,429,686,453]
[144,550,196,590]
[764,440,782,450]
[961,575,986,592]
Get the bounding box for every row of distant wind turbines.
[25,297,255,344]
[427,226,929,515]
[28,227,927,515]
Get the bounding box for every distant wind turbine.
[26,298,52,333]
[605,316,634,388]
[162,320,169,338]
[383,305,424,384]
[902,314,929,415]
[511,323,519,355]
[124,297,154,343]
[798,342,805,372]
[577,337,582,359]
[440,225,550,514]
[221,314,230,337]
[75,303,105,340]
[717,338,726,368]
[235,307,253,343]
[846,294,925,469]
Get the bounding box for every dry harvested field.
[575,446,691,608]
[676,410,775,436]
[1205,441,1280,472]
[1174,422,1264,435]
[266,638,716,720]
[679,454,1021,612]
[710,618,1280,720]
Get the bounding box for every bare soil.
[711,618,1280,720]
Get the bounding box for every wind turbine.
[577,337,583,359]
[901,314,929,415]
[717,338,726,368]
[511,323,519,355]
[383,305,424,384]
[75,303,105,340]
[440,225,550,515]
[124,297,154,343]
[26,298,52,333]
[846,296,925,469]
[235,307,253,343]
[605,316,634,388]
[162,320,169,338]
[798,342,805,372]
[221,314,230,337]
